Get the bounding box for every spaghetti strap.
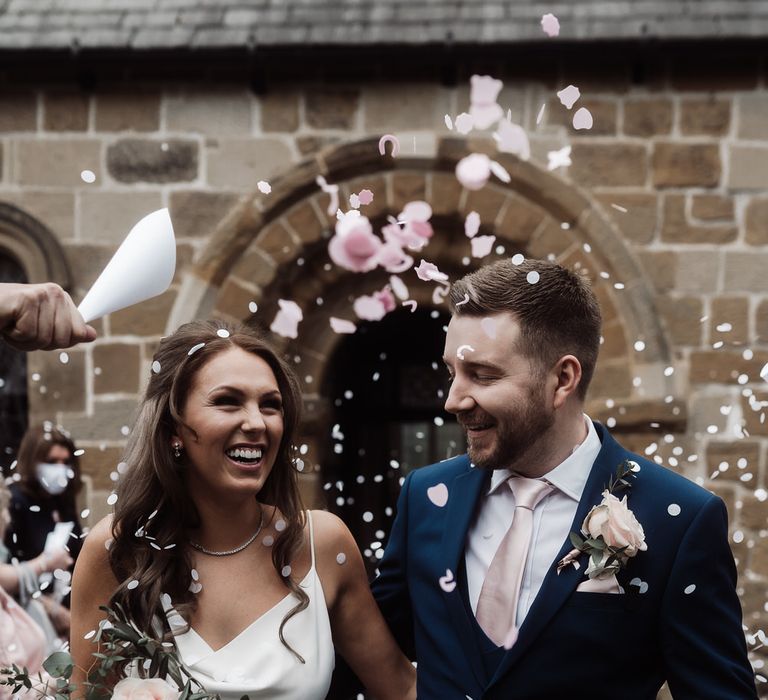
[307,510,317,568]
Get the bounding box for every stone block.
[295,135,340,156]
[284,200,325,245]
[93,343,141,394]
[739,494,768,531]
[623,98,672,137]
[600,318,627,360]
[737,94,768,140]
[757,300,768,345]
[0,191,74,240]
[742,390,768,438]
[254,220,301,265]
[430,171,463,216]
[707,441,761,483]
[340,174,387,220]
[79,191,163,244]
[363,84,451,131]
[15,139,101,186]
[94,91,160,132]
[658,295,703,346]
[260,90,300,133]
[43,92,89,132]
[660,194,736,244]
[169,190,240,239]
[675,250,719,293]
[206,138,293,190]
[60,399,138,442]
[231,246,279,288]
[26,348,86,414]
[680,98,731,136]
[594,193,657,245]
[495,194,548,245]
[728,145,768,191]
[545,98,617,136]
[108,288,177,337]
[724,252,768,292]
[745,197,768,246]
[214,278,260,321]
[527,220,574,260]
[594,284,618,324]
[588,361,632,399]
[569,143,647,187]
[305,88,359,130]
[690,351,768,385]
[165,89,252,135]
[390,171,427,213]
[78,445,124,490]
[107,138,197,183]
[461,185,508,228]
[652,142,720,188]
[0,92,37,131]
[637,251,675,294]
[691,194,734,222]
[64,242,116,296]
[711,297,749,345]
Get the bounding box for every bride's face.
[174,346,285,501]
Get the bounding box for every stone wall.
[2,57,768,688]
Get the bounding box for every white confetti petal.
[257,180,272,194]
[667,503,681,516]
[80,169,96,183]
[573,107,594,130]
[427,483,449,507]
[336,552,347,565]
[557,85,580,109]
[526,270,540,284]
[684,584,696,595]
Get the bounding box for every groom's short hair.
[448,258,602,401]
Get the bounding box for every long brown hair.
[108,320,307,658]
[14,422,82,517]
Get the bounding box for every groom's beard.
[462,389,555,471]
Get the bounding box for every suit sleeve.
[370,470,416,659]
[660,496,757,699]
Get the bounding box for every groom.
[371,259,756,699]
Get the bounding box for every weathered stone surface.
[60,399,138,442]
[757,300,768,345]
[0,191,74,240]
[363,84,451,131]
[623,98,672,137]
[652,142,721,188]
[737,94,768,139]
[169,190,240,239]
[78,445,124,490]
[739,494,768,531]
[206,138,293,190]
[295,135,340,156]
[108,288,177,336]
[600,318,627,359]
[165,89,252,135]
[587,398,687,433]
[658,295,703,346]
[637,251,675,294]
[495,194,548,244]
[724,252,768,292]
[711,297,749,345]
[594,193,657,245]
[546,98,616,136]
[79,191,163,243]
[0,92,36,131]
[214,278,260,321]
[26,349,86,415]
[569,143,647,187]
[690,350,768,384]
[43,92,89,131]
[305,88,359,129]
[707,441,761,483]
[107,138,198,183]
[728,145,768,190]
[340,174,387,220]
[691,194,734,222]
[254,220,302,265]
[527,220,574,260]
[741,389,768,438]
[430,171,463,216]
[64,242,116,294]
[15,139,101,186]
[680,98,731,135]
[284,200,325,245]
[93,343,141,394]
[588,361,632,399]
[231,246,279,288]
[661,194,736,244]
[675,250,719,293]
[391,171,427,212]
[94,91,160,132]
[745,197,768,246]
[689,393,731,435]
[260,90,300,132]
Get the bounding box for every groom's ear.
[552,354,582,409]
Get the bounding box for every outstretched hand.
[0,282,97,351]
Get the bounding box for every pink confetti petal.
[495,119,530,160]
[330,317,357,334]
[455,153,492,190]
[414,259,449,283]
[573,107,594,130]
[328,213,382,272]
[357,189,374,205]
[469,75,504,129]
[439,569,457,593]
[432,285,449,305]
[541,13,560,37]
[257,180,271,194]
[471,234,496,258]
[454,112,475,135]
[270,300,303,339]
[489,160,511,183]
[316,175,339,216]
[353,294,388,322]
[402,299,417,312]
[389,275,409,300]
[427,483,449,507]
[378,134,400,157]
[464,211,480,238]
[400,200,432,222]
[557,85,581,110]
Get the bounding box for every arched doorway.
[320,306,464,570]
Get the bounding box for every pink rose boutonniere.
[557,460,647,580]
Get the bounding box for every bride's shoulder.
[307,509,355,549]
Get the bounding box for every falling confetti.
[389,275,409,301]
[541,13,560,37]
[684,584,696,595]
[455,112,474,135]
[667,503,681,516]
[270,300,303,339]
[336,553,347,565]
[469,75,504,130]
[216,328,230,338]
[760,362,768,382]
[59,352,69,364]
[611,203,628,213]
[536,103,546,125]
[257,180,271,194]
[127,580,139,590]
[456,344,475,361]
[402,300,417,312]
[358,189,374,205]
[557,85,581,109]
[378,134,400,157]
[414,259,449,283]
[471,235,496,259]
[80,169,96,184]
[349,193,361,209]
[316,175,340,216]
[527,270,541,284]
[248,301,258,313]
[489,160,511,183]
[444,114,453,130]
[439,569,457,593]
[495,119,530,160]
[432,285,450,305]
[573,107,594,130]
[330,317,357,334]
[547,145,572,171]
[465,211,481,238]
[151,360,161,374]
[455,293,470,307]
[455,153,492,190]
[427,483,449,507]
[188,342,205,356]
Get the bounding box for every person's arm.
[69,516,119,698]
[314,510,416,700]
[0,547,73,593]
[0,282,96,351]
[660,496,757,699]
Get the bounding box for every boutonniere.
[556,460,647,579]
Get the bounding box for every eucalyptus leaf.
[43,651,75,679]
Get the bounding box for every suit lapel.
[439,462,489,689]
[489,423,628,686]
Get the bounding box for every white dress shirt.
[465,416,602,627]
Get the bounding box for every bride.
[70,320,415,699]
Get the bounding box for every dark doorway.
[0,254,29,471]
[320,306,465,574]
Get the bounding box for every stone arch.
[0,202,71,287]
[170,137,684,437]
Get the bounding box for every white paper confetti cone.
[77,208,176,323]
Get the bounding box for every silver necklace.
[189,508,264,557]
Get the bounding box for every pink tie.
[476,476,553,648]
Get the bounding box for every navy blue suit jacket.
[371,423,756,699]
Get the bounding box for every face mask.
[36,462,71,496]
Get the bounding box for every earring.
[173,443,182,459]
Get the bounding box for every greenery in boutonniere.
[1,603,217,700]
[557,460,647,579]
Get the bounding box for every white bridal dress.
[163,511,335,700]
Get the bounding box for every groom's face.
[442,312,555,470]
